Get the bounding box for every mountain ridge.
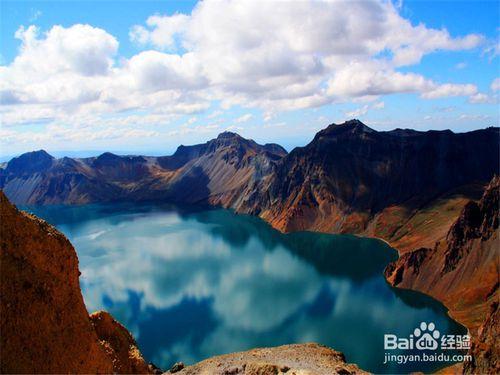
[0,132,287,206]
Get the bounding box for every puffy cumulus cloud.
[0,0,488,132]
[422,83,477,99]
[327,61,477,100]
[13,24,118,77]
[126,50,207,91]
[130,0,482,107]
[0,24,210,128]
[468,92,498,105]
[130,13,189,50]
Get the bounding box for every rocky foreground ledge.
[165,343,366,375]
[0,190,366,375]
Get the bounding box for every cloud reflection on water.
[27,203,466,374]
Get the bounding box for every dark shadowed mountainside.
[239,120,498,245]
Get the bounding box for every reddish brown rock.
[0,190,150,373]
[90,310,150,374]
[463,302,500,374]
[385,177,499,374]
[166,343,367,375]
[240,122,498,237]
[385,176,499,332]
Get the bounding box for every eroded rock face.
[165,343,368,375]
[240,121,499,237]
[384,176,499,373]
[463,302,500,374]
[0,191,150,373]
[90,311,150,374]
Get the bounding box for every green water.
[26,203,467,374]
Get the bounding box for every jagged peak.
[314,119,376,141]
[337,119,374,132]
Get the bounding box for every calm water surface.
[26,203,466,373]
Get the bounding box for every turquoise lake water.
[26,203,466,373]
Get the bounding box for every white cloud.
[458,114,491,121]
[128,0,482,109]
[130,13,189,50]
[127,50,207,91]
[13,24,118,77]
[345,101,385,118]
[234,113,253,123]
[468,92,498,104]
[327,61,477,100]
[0,0,490,142]
[422,83,477,99]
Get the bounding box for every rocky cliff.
[385,176,499,373]
[239,121,498,247]
[385,176,498,330]
[0,190,151,373]
[463,301,499,374]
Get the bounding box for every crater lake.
[25,203,467,374]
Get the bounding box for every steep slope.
[155,131,286,205]
[385,176,499,374]
[384,176,498,331]
[0,191,150,373]
[0,133,286,207]
[463,301,499,374]
[238,120,498,252]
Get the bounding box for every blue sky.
[0,0,498,158]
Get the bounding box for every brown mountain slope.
[0,132,286,207]
[385,176,499,373]
[384,176,499,331]
[237,121,498,245]
[0,190,150,373]
[463,301,499,374]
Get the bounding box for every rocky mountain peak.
[314,119,375,141]
[6,150,54,174]
[216,131,243,140]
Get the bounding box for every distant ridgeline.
[1,121,498,237]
